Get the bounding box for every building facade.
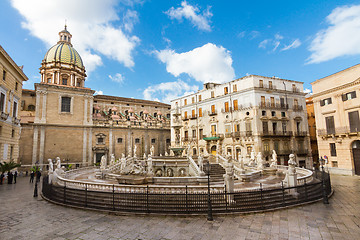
[0,45,28,163]
[312,64,360,175]
[171,75,312,168]
[306,96,319,169]
[19,27,170,169]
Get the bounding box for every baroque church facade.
[19,26,171,169]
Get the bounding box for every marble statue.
[187,144,191,157]
[100,155,107,170]
[150,145,155,156]
[170,149,175,157]
[133,145,137,158]
[48,159,54,173]
[143,153,147,160]
[165,151,169,156]
[248,149,256,166]
[167,168,174,177]
[179,168,186,177]
[147,156,153,175]
[121,153,125,159]
[270,150,278,168]
[198,154,204,172]
[120,157,127,172]
[110,154,115,166]
[257,152,265,170]
[239,154,244,170]
[56,157,61,169]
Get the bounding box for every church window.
[135,138,140,144]
[117,138,123,143]
[61,96,71,112]
[151,138,156,143]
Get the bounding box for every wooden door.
[353,149,360,175]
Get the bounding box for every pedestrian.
[36,170,41,183]
[25,171,28,176]
[14,171,17,184]
[0,172,4,184]
[8,171,13,184]
[30,171,34,183]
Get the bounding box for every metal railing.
[259,103,289,110]
[42,170,331,215]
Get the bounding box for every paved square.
[0,174,359,240]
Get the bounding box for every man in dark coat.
[7,171,13,184]
[36,171,41,183]
[13,171,17,184]
[0,173,4,184]
[30,171,34,183]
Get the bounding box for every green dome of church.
[43,26,84,69]
[44,42,84,69]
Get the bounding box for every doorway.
[352,140,360,175]
[96,153,104,164]
[211,145,217,156]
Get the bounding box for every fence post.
[186,185,188,214]
[85,183,88,208]
[260,183,264,209]
[281,181,285,206]
[63,181,66,204]
[224,185,228,212]
[112,184,115,211]
[304,179,308,201]
[146,185,149,213]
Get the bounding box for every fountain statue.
[150,145,154,156]
[249,149,256,166]
[270,150,277,168]
[56,157,61,169]
[110,154,115,167]
[133,145,137,158]
[100,155,107,170]
[48,159,54,173]
[257,152,265,170]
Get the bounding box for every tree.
[0,161,21,174]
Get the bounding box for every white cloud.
[109,73,125,84]
[143,80,198,103]
[94,90,103,95]
[155,43,235,84]
[123,10,139,32]
[304,88,312,94]
[308,5,360,63]
[281,39,302,51]
[165,1,212,31]
[259,39,269,49]
[249,31,260,39]
[10,0,140,73]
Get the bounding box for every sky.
[1,0,360,103]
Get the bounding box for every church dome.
[43,25,84,69]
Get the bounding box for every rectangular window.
[224,102,229,112]
[233,100,238,111]
[192,109,196,118]
[151,138,156,144]
[211,105,215,114]
[198,95,202,102]
[98,137,104,144]
[342,91,357,101]
[261,96,265,106]
[135,138,140,144]
[15,82,18,91]
[184,131,188,138]
[233,84,237,92]
[12,101,17,117]
[192,97,195,104]
[184,111,188,119]
[199,129,203,138]
[282,122,287,133]
[348,111,360,133]
[294,99,298,106]
[235,124,240,132]
[280,98,285,107]
[246,122,251,132]
[281,112,286,118]
[192,129,196,138]
[0,93,5,112]
[272,122,277,133]
[117,138,123,143]
[262,121,268,133]
[198,108,202,117]
[263,141,270,152]
[62,78,67,85]
[211,91,214,98]
[270,97,275,107]
[330,143,337,156]
[211,125,216,135]
[61,96,71,112]
[269,81,273,89]
[224,87,228,95]
[320,97,332,106]
[184,99,187,105]
[292,84,296,92]
[325,116,335,134]
[166,139,170,144]
[2,70,6,81]
[259,80,263,88]
[11,129,14,138]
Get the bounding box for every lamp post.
[319,156,329,204]
[205,161,213,221]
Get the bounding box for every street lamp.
[319,156,329,204]
[205,161,213,221]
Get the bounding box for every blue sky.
[1,0,360,103]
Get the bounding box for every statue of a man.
[249,149,256,166]
[147,156,153,175]
[198,154,204,172]
[48,159,54,173]
[100,155,107,170]
[150,145,155,156]
[270,150,278,168]
[110,154,115,166]
[56,157,61,169]
[133,145,137,158]
[257,152,265,170]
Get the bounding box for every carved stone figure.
[179,168,186,176]
[150,145,155,156]
[133,145,137,158]
[143,153,147,160]
[257,152,265,170]
[100,155,107,170]
[167,168,174,177]
[270,150,278,168]
[110,154,115,166]
[165,151,169,156]
[120,156,127,172]
[56,157,61,169]
[187,144,191,157]
[198,155,204,172]
[248,149,256,166]
[48,159,54,173]
[147,156,153,175]
[170,149,175,156]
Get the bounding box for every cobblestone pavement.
[0,174,359,240]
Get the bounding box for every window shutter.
[328,98,332,104]
[352,91,357,99]
[320,100,325,106]
[349,111,360,133]
[342,94,347,101]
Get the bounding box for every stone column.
[41,91,47,123]
[57,72,60,84]
[32,126,39,166]
[82,128,87,166]
[109,128,113,157]
[83,97,88,124]
[88,128,92,165]
[39,126,45,168]
[89,96,93,125]
[35,91,41,122]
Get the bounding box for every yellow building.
[306,96,319,169]
[19,26,170,170]
[0,45,28,163]
[311,64,360,175]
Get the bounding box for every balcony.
[182,117,189,121]
[208,110,217,116]
[221,107,232,113]
[317,127,360,137]
[259,102,289,110]
[293,105,303,111]
[258,84,277,90]
[261,131,292,137]
[203,133,224,141]
[0,111,9,120]
[294,131,307,137]
[190,114,197,119]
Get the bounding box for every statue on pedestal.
[249,149,256,166]
[110,154,115,166]
[257,152,264,170]
[147,156,153,175]
[56,157,61,169]
[150,145,155,156]
[270,150,278,168]
[48,159,54,173]
[198,154,204,173]
[100,155,107,170]
[170,149,175,156]
[133,145,137,158]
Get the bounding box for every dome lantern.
[58,24,72,46]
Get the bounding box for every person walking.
[36,170,41,183]
[7,171,13,184]
[0,172,4,184]
[13,171,17,184]
[30,171,34,183]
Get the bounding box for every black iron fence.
[42,171,331,215]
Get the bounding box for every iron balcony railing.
[259,102,289,110]
[260,131,293,137]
